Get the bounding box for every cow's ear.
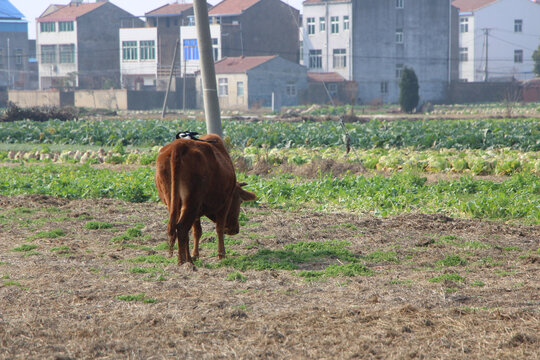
[240,189,257,201]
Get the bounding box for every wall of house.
[240,0,300,63]
[247,57,308,109]
[302,1,353,80]
[77,3,143,89]
[74,89,128,109]
[119,27,158,89]
[472,0,540,81]
[352,0,455,104]
[215,73,249,110]
[458,13,476,81]
[180,24,221,75]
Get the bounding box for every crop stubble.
[0,194,538,359]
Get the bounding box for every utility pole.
[193,0,222,137]
[483,28,490,82]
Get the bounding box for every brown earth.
[0,194,539,359]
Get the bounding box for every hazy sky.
[12,0,304,40]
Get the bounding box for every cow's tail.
[167,144,186,256]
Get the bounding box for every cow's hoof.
[217,253,225,260]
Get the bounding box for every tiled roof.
[214,56,277,73]
[146,3,193,16]
[307,72,345,83]
[208,0,260,15]
[451,0,498,12]
[0,0,25,19]
[37,2,106,22]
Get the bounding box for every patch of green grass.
[499,246,521,252]
[155,242,178,251]
[226,271,247,282]
[85,221,114,230]
[428,273,465,283]
[3,280,21,287]
[111,224,146,243]
[436,255,467,267]
[494,269,515,277]
[117,293,156,303]
[128,266,163,274]
[12,244,38,252]
[128,254,175,264]
[475,257,502,267]
[445,287,458,293]
[0,261,8,266]
[199,236,243,249]
[362,250,400,263]
[29,228,66,240]
[470,280,485,287]
[1,274,9,279]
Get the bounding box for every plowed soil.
[0,194,538,359]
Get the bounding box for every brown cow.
[155,134,256,264]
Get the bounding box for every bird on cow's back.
[155,132,256,265]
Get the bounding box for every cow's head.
[225,182,257,235]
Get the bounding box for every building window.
[299,41,303,63]
[140,40,155,60]
[187,16,195,26]
[319,17,325,32]
[59,44,75,63]
[218,78,228,96]
[331,16,339,34]
[237,81,244,97]
[459,47,468,62]
[514,49,523,63]
[307,17,315,35]
[122,41,137,61]
[396,63,403,78]
[380,81,388,94]
[343,16,349,30]
[286,81,297,97]
[212,38,219,61]
[41,45,57,64]
[40,22,56,33]
[0,49,4,65]
[183,39,199,60]
[333,48,346,68]
[396,0,404,9]
[59,21,74,32]
[15,49,23,65]
[309,49,322,69]
[460,17,468,33]
[396,29,403,44]
[514,19,522,33]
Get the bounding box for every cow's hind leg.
[176,209,196,265]
[191,218,202,259]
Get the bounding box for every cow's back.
[155,135,236,218]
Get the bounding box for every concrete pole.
[193,0,222,137]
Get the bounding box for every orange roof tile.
[307,72,345,83]
[451,0,498,12]
[37,2,106,22]
[214,55,277,73]
[209,0,260,15]
[146,3,193,16]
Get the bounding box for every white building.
[453,0,540,82]
[302,0,353,80]
[119,27,158,89]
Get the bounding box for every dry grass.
[0,194,538,359]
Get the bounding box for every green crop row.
[1,164,538,223]
[0,117,538,150]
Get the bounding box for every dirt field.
[0,194,538,359]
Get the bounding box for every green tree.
[399,67,419,113]
[533,44,540,77]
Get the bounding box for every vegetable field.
[0,111,539,359]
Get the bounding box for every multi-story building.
[37,0,141,90]
[0,0,31,90]
[303,0,459,104]
[453,0,540,82]
[181,0,300,75]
